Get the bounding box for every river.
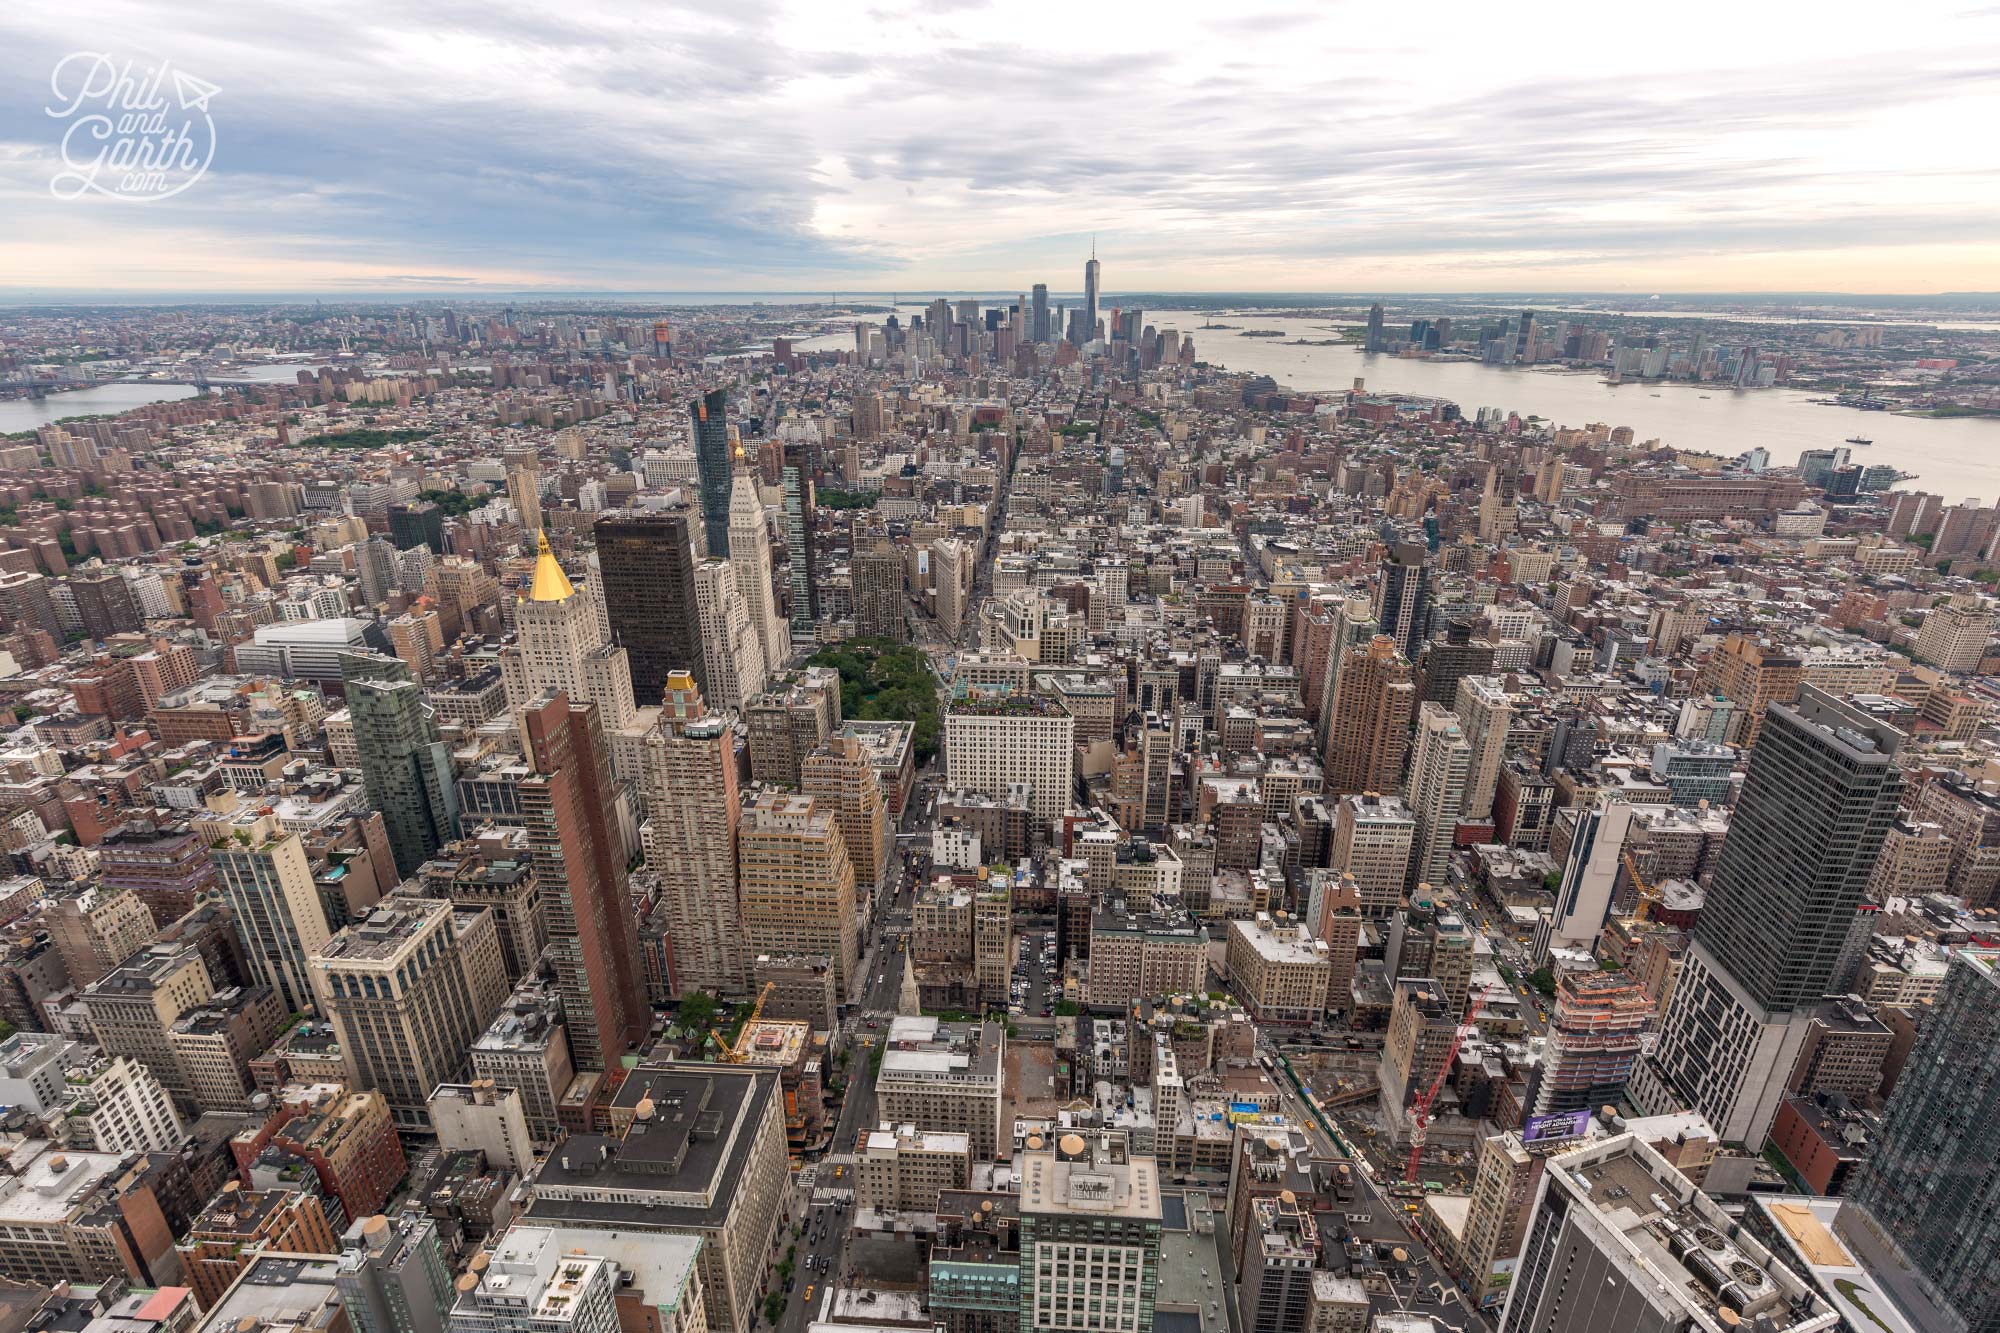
[0,362,320,436]
[1145,310,2000,501]
[800,303,2000,500]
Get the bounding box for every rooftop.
[1019,1130,1160,1223]
[1554,1135,1836,1333]
[193,1254,342,1333]
[527,1061,778,1232]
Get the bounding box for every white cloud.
[0,0,1996,293]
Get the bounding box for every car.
[804,1286,815,1303]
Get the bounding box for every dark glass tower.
[1373,541,1431,660]
[1854,947,2000,1331]
[1031,283,1049,343]
[1639,686,1905,1147]
[1689,687,1903,1010]
[691,387,732,557]
[594,505,705,703]
[341,654,460,877]
[783,442,818,637]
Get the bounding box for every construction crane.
[711,983,779,1064]
[1621,849,1663,923]
[1404,988,1498,1185]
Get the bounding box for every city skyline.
[3,0,1998,296]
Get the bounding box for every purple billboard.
[1521,1109,1593,1143]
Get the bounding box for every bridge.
[0,369,98,400]
[0,367,222,400]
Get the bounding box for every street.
[1265,1040,1484,1332]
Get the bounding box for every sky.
[2,0,1998,297]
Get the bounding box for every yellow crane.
[747,980,776,1026]
[711,982,779,1064]
[1622,850,1663,923]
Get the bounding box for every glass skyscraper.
[1853,946,2000,1332]
[691,387,732,557]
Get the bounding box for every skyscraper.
[502,532,638,731]
[1018,1129,1160,1333]
[783,442,818,642]
[521,692,646,1070]
[1031,283,1050,343]
[1454,675,1513,822]
[1638,687,1903,1147]
[344,655,461,878]
[1365,303,1385,353]
[729,456,789,671]
[852,539,907,642]
[803,731,889,894]
[1323,636,1415,797]
[505,458,543,538]
[1331,793,1417,919]
[1404,703,1469,893]
[1082,247,1101,347]
[739,792,858,998]
[594,506,706,704]
[1548,799,1636,950]
[1373,541,1431,659]
[1532,969,1654,1115]
[690,388,733,557]
[692,560,767,712]
[1852,946,2000,1332]
[1499,1134,1837,1333]
[210,813,334,1015]
[1312,594,1377,758]
[641,674,745,997]
[310,897,508,1130]
[336,1213,455,1333]
[1241,1195,1318,1333]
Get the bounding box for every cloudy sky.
[3,0,1998,297]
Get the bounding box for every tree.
[678,989,719,1034]
[1529,967,1557,998]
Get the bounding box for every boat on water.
[1845,435,1873,446]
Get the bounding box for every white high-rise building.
[1404,703,1469,892]
[728,463,789,673]
[1019,1129,1160,1333]
[451,1226,624,1333]
[944,693,1076,821]
[55,1052,185,1154]
[693,561,766,714]
[1549,800,1635,950]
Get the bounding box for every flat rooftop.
[528,1063,776,1232]
[1559,1140,1833,1333]
[1751,1196,1948,1333]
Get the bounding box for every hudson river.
[808,304,2000,501]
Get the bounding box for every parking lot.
[1009,927,1058,1017]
